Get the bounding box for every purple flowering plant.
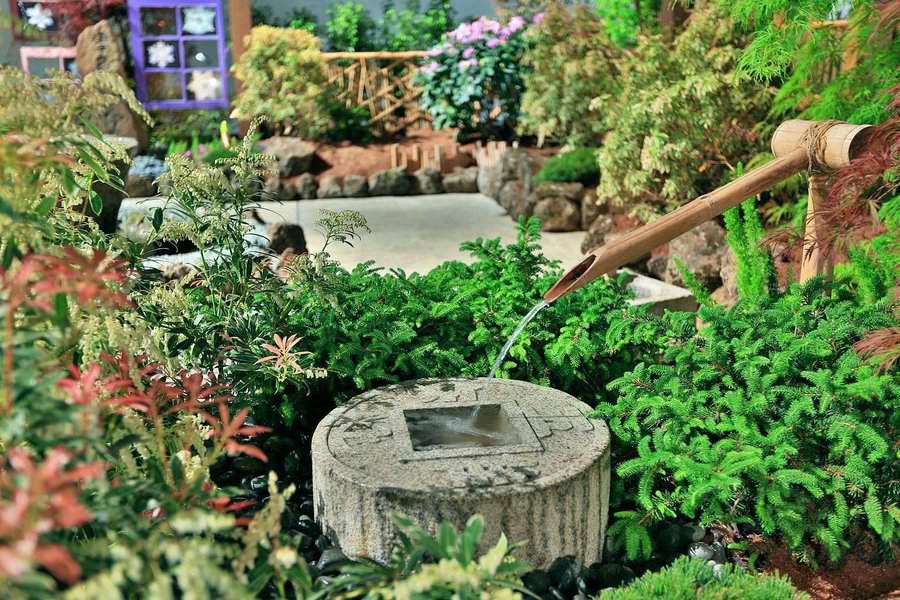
[416,14,536,139]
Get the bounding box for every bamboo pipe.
[543,119,872,303]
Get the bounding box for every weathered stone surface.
[646,255,669,280]
[317,176,344,199]
[412,168,444,195]
[624,270,698,314]
[312,378,611,568]
[711,250,738,306]
[368,168,412,196]
[534,182,584,202]
[84,157,128,234]
[267,223,308,255]
[262,137,317,178]
[498,181,533,220]
[663,221,728,290]
[534,197,580,232]
[294,173,318,200]
[126,172,156,197]
[581,190,602,231]
[580,214,614,254]
[264,175,296,201]
[443,167,479,193]
[160,262,192,282]
[76,20,126,78]
[342,175,369,198]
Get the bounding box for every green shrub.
[535,148,600,186]
[519,3,621,146]
[595,278,900,562]
[593,0,660,48]
[417,16,534,140]
[328,515,527,598]
[325,1,377,52]
[598,556,808,600]
[378,0,456,51]
[322,101,374,145]
[230,26,330,137]
[596,7,772,221]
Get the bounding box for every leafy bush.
[598,556,807,600]
[287,8,319,35]
[520,3,621,146]
[378,0,456,51]
[322,101,374,144]
[595,278,900,562]
[148,109,229,150]
[417,16,535,140]
[535,148,600,186]
[231,26,330,137]
[325,1,377,52]
[329,514,527,598]
[596,7,772,221]
[593,0,661,47]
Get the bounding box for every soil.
[311,128,478,179]
[755,541,899,600]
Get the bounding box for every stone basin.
[311,378,611,567]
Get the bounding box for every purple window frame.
[128,0,229,110]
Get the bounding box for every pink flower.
[426,46,442,57]
[486,37,501,49]
[462,47,475,59]
[507,15,527,33]
[419,61,439,75]
[458,58,477,71]
[532,12,545,24]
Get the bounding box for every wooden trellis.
[322,51,431,135]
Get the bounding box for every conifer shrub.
[596,7,772,221]
[598,556,808,600]
[230,26,330,137]
[535,148,601,186]
[519,3,621,147]
[595,278,900,562]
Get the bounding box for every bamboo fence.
[322,51,431,135]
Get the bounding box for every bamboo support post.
[390,144,400,169]
[545,119,872,303]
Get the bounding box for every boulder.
[646,255,669,280]
[580,214,614,254]
[317,176,344,199]
[293,173,318,200]
[533,197,580,232]
[76,20,126,78]
[533,182,583,202]
[342,175,369,198]
[581,189,602,231]
[264,176,296,201]
[499,181,533,220]
[267,223,308,255]
[368,168,412,196]
[262,137,317,178]
[126,172,156,197]
[412,168,444,195]
[663,221,728,290]
[443,167,479,193]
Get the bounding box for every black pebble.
[596,564,635,588]
[547,556,583,596]
[299,498,315,517]
[655,524,685,555]
[315,534,332,552]
[522,570,552,594]
[296,533,314,551]
[316,548,348,574]
[297,514,320,537]
[541,587,566,600]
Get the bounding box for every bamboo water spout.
[543,119,873,303]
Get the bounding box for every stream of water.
[487,301,549,379]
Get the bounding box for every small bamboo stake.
[799,175,833,282]
[434,146,443,173]
[390,144,400,169]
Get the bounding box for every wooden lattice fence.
[322,51,431,135]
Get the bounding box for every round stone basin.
[311,378,611,567]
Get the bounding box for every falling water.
[488,301,548,379]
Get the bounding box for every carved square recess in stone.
[404,404,521,451]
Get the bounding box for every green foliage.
[322,101,374,145]
[593,0,661,47]
[722,0,898,124]
[595,279,900,562]
[325,1,377,52]
[519,2,621,146]
[835,195,900,304]
[287,9,319,35]
[230,26,330,137]
[535,148,601,186]
[598,556,808,600]
[378,0,457,51]
[723,188,776,301]
[328,514,528,598]
[148,109,229,149]
[417,16,534,140]
[596,7,772,221]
